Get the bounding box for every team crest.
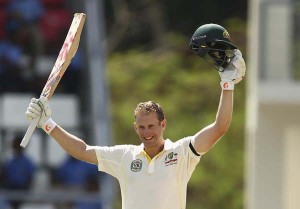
[164,152,178,166]
[223,30,230,40]
[131,159,142,172]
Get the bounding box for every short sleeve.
[94,145,132,179]
[176,136,201,179]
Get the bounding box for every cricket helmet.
[190,23,237,69]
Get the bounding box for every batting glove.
[25,96,57,134]
[219,49,246,90]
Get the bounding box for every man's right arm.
[25,97,98,165]
[50,125,98,164]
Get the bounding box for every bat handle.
[20,118,39,148]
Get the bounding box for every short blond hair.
[134,101,165,122]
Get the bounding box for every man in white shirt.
[25,24,246,209]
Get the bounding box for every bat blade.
[20,13,86,148]
[42,13,86,100]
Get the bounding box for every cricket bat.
[20,13,86,148]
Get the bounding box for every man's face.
[134,111,166,148]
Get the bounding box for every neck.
[144,141,165,159]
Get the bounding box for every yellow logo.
[223,30,230,40]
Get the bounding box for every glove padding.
[219,49,246,90]
[25,96,51,128]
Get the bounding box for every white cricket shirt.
[95,136,201,209]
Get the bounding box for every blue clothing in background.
[7,0,44,23]
[55,157,98,188]
[74,200,103,209]
[3,154,36,190]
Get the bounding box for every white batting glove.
[219,49,246,90]
[25,96,57,134]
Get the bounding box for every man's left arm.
[193,49,246,154]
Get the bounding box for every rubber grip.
[20,117,39,148]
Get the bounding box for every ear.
[133,122,138,132]
[161,119,167,130]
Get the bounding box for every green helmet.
[190,23,237,68]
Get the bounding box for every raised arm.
[50,126,98,164]
[193,90,233,154]
[25,97,98,164]
[193,49,246,154]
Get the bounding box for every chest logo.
[164,152,178,166]
[130,159,142,172]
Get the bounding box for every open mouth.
[144,136,154,141]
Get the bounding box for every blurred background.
[0,0,299,209]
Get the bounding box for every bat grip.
[20,117,39,148]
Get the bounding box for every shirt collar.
[135,139,173,155]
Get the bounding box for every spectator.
[0,25,28,93]
[53,156,99,190]
[0,198,11,209]
[6,0,44,23]
[6,0,45,70]
[1,134,37,209]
